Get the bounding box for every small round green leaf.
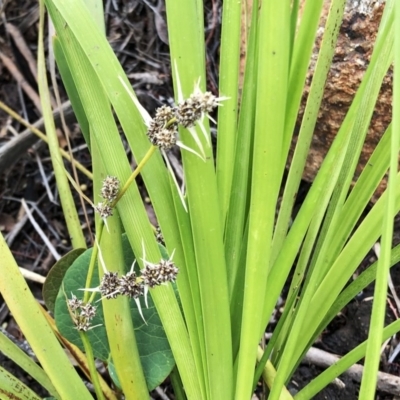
[43,248,85,313]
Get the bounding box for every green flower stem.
[256,347,293,400]
[112,145,157,206]
[92,135,149,399]
[83,222,104,303]
[99,204,149,398]
[84,145,156,303]
[79,332,104,400]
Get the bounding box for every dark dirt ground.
[0,1,400,399]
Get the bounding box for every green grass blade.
[0,331,60,398]
[216,0,242,219]
[0,366,43,400]
[283,0,324,158]
[318,244,400,337]
[307,8,394,288]
[262,4,395,384]
[292,173,400,365]
[315,123,392,272]
[235,2,290,398]
[0,233,93,399]
[272,0,342,261]
[169,182,208,399]
[360,0,397,396]
[53,38,90,148]
[166,0,234,398]
[224,0,257,297]
[260,101,355,353]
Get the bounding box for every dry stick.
[21,198,61,261]
[6,23,38,78]
[18,267,46,284]
[303,347,400,396]
[0,51,42,112]
[5,213,29,247]
[0,43,89,180]
[6,22,57,109]
[0,100,92,179]
[34,151,55,203]
[4,193,47,247]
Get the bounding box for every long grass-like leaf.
[0,331,59,398]
[216,0,242,219]
[360,0,398,396]
[235,2,290,398]
[0,233,92,399]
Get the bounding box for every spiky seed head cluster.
[175,95,203,128]
[81,242,179,324]
[158,259,179,283]
[198,91,220,113]
[94,202,113,219]
[97,259,177,300]
[68,294,83,311]
[147,89,222,150]
[175,91,219,128]
[68,295,97,332]
[147,106,177,150]
[101,176,120,202]
[94,176,120,220]
[118,271,144,298]
[99,272,120,299]
[142,259,179,287]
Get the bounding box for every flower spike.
[140,242,179,307]
[67,294,100,332]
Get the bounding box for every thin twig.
[0,50,42,112]
[35,151,56,203]
[21,198,61,261]
[6,23,38,86]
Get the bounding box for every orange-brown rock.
[297,0,390,201]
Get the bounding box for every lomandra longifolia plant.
[1,0,400,399]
